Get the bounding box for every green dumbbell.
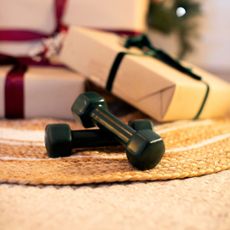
[128,119,154,131]
[45,119,154,158]
[71,92,165,170]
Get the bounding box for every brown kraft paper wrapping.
[60,27,230,121]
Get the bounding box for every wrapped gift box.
[0,65,85,118]
[0,0,149,57]
[60,27,230,121]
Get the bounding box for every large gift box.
[60,27,230,121]
[0,0,149,57]
[0,65,85,118]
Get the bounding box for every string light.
[176,7,187,17]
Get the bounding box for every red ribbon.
[0,0,67,42]
[54,0,68,33]
[0,0,67,118]
[1,54,65,118]
[4,64,28,118]
[0,30,49,41]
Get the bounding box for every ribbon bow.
[106,34,210,119]
[124,34,202,81]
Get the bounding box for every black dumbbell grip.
[91,107,136,144]
[71,129,119,148]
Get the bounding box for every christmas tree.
[147,0,201,59]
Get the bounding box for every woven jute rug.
[0,116,230,185]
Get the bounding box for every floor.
[1,170,230,230]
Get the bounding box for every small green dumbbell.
[128,119,154,131]
[45,119,154,158]
[71,92,165,170]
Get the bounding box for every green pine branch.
[147,0,201,59]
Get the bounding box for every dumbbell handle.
[71,129,118,148]
[91,107,136,144]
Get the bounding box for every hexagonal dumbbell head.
[128,119,154,131]
[45,124,72,158]
[71,92,108,128]
[126,129,164,170]
[128,119,163,170]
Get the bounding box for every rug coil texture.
[0,118,229,185]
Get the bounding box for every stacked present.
[60,27,230,121]
[0,0,230,121]
[0,0,148,57]
[0,66,84,118]
[0,0,148,118]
